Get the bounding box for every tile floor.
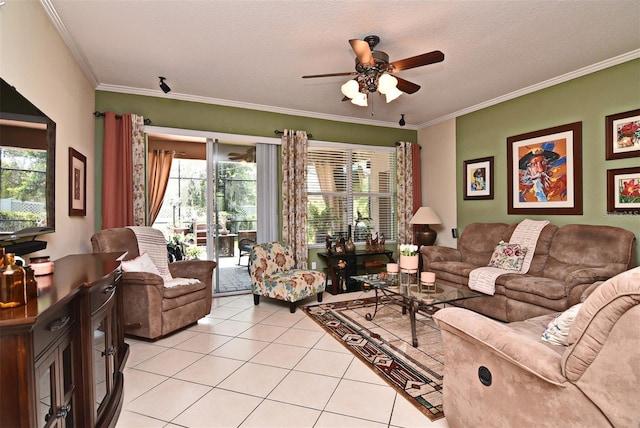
[117,291,450,428]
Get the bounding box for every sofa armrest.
[565,266,622,288]
[122,271,164,289]
[169,259,216,284]
[433,307,566,385]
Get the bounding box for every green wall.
[94,91,416,230]
[457,59,640,266]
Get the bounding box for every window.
[0,146,47,230]
[307,144,395,247]
[153,158,207,229]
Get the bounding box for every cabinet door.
[35,334,75,428]
[92,301,116,419]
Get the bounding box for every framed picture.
[507,122,582,215]
[607,167,640,214]
[463,156,494,200]
[605,108,640,160]
[69,148,87,216]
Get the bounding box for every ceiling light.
[159,76,171,94]
[341,80,360,99]
[385,86,403,103]
[342,72,401,107]
[377,73,397,94]
[351,92,368,107]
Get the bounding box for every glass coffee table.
[352,274,483,347]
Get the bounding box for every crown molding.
[418,49,640,129]
[40,0,99,87]
[95,84,418,130]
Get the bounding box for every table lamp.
[409,207,442,247]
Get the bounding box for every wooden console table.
[0,253,128,428]
[318,250,395,295]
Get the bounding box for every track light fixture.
[399,114,406,127]
[159,76,171,94]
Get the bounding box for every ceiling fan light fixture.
[351,92,368,106]
[377,73,397,95]
[384,86,403,103]
[341,80,360,99]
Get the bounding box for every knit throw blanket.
[127,226,198,287]
[468,219,550,295]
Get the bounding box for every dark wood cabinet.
[0,253,128,428]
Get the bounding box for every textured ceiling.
[46,0,640,129]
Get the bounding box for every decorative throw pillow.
[541,303,583,346]
[487,241,528,271]
[120,252,161,276]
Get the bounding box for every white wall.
[1,0,96,259]
[417,119,458,249]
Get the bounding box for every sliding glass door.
[207,139,257,295]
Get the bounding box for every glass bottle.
[0,253,26,308]
[24,266,39,300]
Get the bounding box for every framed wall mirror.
[0,78,56,241]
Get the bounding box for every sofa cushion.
[458,222,510,266]
[563,266,640,379]
[541,303,583,346]
[121,252,161,276]
[488,241,528,271]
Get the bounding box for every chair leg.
[253,294,260,306]
[317,292,323,303]
[290,302,296,313]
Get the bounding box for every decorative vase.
[399,255,419,271]
[345,237,356,253]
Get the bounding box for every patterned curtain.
[396,141,422,244]
[281,130,309,268]
[101,112,146,229]
[147,149,174,225]
[131,114,146,226]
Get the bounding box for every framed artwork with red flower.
[605,108,640,160]
[607,167,640,214]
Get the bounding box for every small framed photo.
[607,167,640,214]
[507,122,582,215]
[463,156,494,200]
[69,148,87,216]
[605,109,640,160]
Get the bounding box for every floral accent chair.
[249,242,325,313]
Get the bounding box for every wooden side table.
[318,250,395,295]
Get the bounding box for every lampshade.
[384,86,403,103]
[409,207,442,225]
[350,92,368,106]
[341,80,360,98]
[377,73,398,94]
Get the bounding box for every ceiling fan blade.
[302,72,356,78]
[396,77,421,94]
[349,39,374,66]
[390,50,445,72]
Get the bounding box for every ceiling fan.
[302,35,444,105]
[228,147,256,163]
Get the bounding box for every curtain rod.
[94,111,152,125]
[274,129,313,139]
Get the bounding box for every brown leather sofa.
[433,266,640,427]
[421,222,636,322]
[91,227,216,340]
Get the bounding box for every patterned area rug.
[302,295,445,421]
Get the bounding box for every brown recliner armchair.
[433,266,640,427]
[91,227,216,340]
